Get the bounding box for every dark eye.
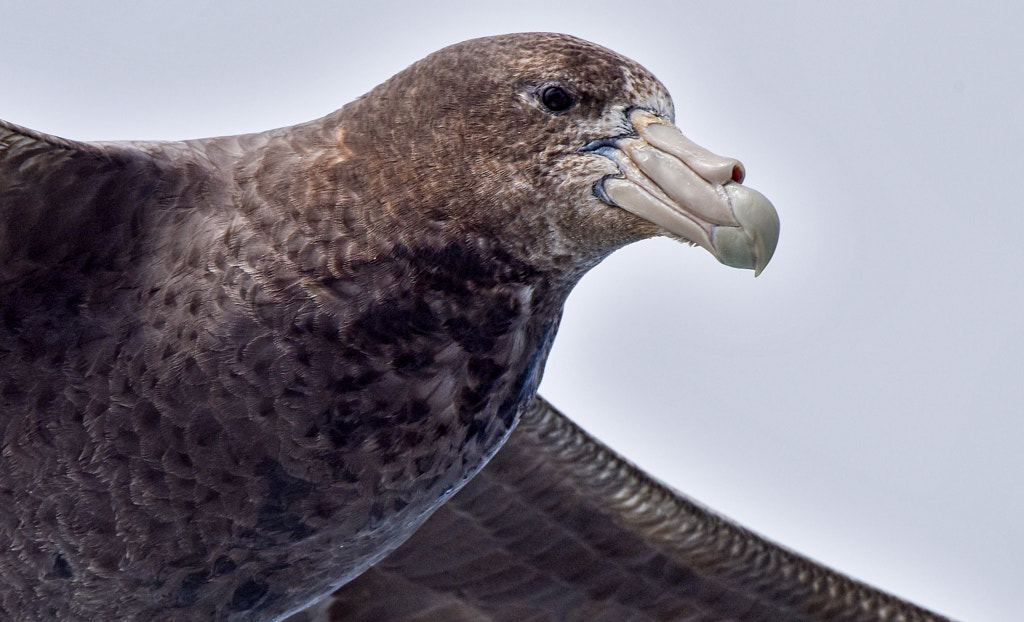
[540,85,574,113]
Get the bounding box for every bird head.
[335,33,779,279]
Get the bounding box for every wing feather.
[296,397,954,622]
[0,119,158,285]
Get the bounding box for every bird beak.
[584,110,780,275]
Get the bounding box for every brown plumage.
[295,398,954,622]
[0,32,944,622]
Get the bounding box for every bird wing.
[292,396,954,622]
[0,119,161,286]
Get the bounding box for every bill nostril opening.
[732,163,746,184]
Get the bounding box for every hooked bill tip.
[713,184,780,276]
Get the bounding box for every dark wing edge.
[294,396,957,622]
[0,118,111,154]
[0,118,157,285]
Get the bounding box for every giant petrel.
[1,33,947,621]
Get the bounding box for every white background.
[2,3,1020,620]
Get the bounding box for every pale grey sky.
[3,2,1020,620]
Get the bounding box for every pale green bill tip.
[713,183,780,276]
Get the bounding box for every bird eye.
[539,86,574,113]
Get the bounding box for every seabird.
[0,33,946,621]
